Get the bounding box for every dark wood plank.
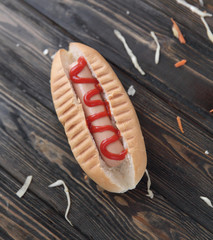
[1,64,212,239]
[1,0,213,239]
[0,169,88,240]
[24,0,213,134]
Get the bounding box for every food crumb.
[51,53,56,60]
[43,49,49,55]
[96,185,104,192]
[16,175,33,198]
[126,10,130,15]
[205,150,209,155]
[200,196,213,208]
[84,175,88,181]
[127,85,136,96]
[175,59,187,68]
[16,43,20,47]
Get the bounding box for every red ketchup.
[69,56,127,161]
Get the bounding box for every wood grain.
[1,56,212,239]
[0,169,88,240]
[24,0,213,134]
[0,0,213,239]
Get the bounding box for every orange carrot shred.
[210,109,213,113]
[171,18,186,44]
[177,116,184,134]
[175,59,187,68]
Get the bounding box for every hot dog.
[51,42,147,193]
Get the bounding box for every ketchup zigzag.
[69,56,127,160]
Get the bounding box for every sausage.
[69,59,126,167]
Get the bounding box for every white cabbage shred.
[49,180,73,226]
[127,85,136,96]
[199,0,204,7]
[204,150,209,155]
[201,17,213,43]
[150,31,160,64]
[51,52,56,60]
[176,0,213,43]
[176,0,211,17]
[145,169,154,199]
[172,26,179,39]
[114,29,146,75]
[200,196,213,208]
[16,175,33,198]
[43,49,49,55]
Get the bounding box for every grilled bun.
[50,42,147,193]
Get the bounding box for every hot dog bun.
[51,42,147,193]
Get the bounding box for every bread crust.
[51,43,147,192]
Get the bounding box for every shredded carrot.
[175,59,187,68]
[209,109,213,113]
[177,116,184,134]
[171,18,186,44]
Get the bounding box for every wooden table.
[1,0,213,239]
